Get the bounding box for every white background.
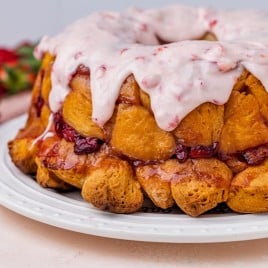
[0,0,268,46]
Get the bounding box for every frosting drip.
[35,5,268,131]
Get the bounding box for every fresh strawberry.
[0,49,18,64]
[0,42,41,96]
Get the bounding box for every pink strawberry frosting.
[35,5,268,131]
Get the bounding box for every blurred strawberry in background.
[0,42,41,98]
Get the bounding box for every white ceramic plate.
[1,115,268,243]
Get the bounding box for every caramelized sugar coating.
[82,157,143,213]
[227,160,268,213]
[37,137,90,189]
[8,54,268,216]
[136,160,177,209]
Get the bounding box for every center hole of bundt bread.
[157,32,217,45]
[200,32,217,41]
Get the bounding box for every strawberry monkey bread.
[9,6,268,216]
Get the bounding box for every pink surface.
[1,205,268,267]
[0,92,31,123]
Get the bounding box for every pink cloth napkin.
[0,91,31,124]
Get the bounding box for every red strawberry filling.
[53,111,103,155]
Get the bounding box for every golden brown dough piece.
[219,75,268,155]
[171,158,232,217]
[136,160,176,209]
[111,104,175,161]
[37,137,89,189]
[136,158,232,216]
[118,75,141,105]
[173,102,224,147]
[246,74,268,123]
[227,160,268,213]
[62,73,104,140]
[82,157,143,213]
[35,157,72,190]
[8,138,39,174]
